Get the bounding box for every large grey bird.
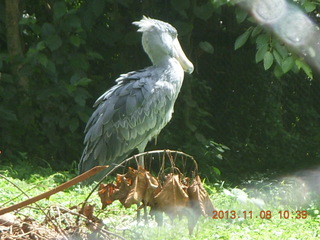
[78,16,194,179]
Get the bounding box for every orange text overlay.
[212,210,308,220]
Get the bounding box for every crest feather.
[132,16,174,33]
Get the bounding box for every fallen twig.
[0,165,108,215]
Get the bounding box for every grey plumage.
[78,17,193,181]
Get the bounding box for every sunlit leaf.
[281,56,294,73]
[295,59,313,79]
[212,167,221,176]
[255,44,268,63]
[274,42,288,58]
[273,50,282,65]
[263,51,274,70]
[304,2,316,13]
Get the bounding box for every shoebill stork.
[78,16,194,181]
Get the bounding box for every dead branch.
[0,165,108,215]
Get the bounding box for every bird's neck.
[148,51,172,68]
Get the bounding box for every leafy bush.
[1,0,320,177]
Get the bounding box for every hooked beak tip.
[186,64,194,74]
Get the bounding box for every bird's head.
[133,16,194,74]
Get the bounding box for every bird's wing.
[79,67,173,174]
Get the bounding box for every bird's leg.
[144,204,148,224]
[138,156,149,223]
[137,203,141,223]
[137,155,145,168]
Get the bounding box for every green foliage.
[1,0,319,179]
[234,0,318,79]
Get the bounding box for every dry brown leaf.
[187,175,215,217]
[80,204,95,220]
[113,174,131,205]
[143,171,159,206]
[154,174,189,219]
[97,166,215,235]
[186,175,215,235]
[123,167,147,207]
[98,183,116,209]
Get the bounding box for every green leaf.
[195,132,207,144]
[66,15,82,29]
[70,73,82,85]
[75,95,86,106]
[77,110,90,123]
[273,50,282,65]
[71,74,92,86]
[274,42,288,58]
[199,41,214,54]
[37,53,48,67]
[255,44,268,63]
[273,65,284,78]
[234,28,252,50]
[41,23,55,37]
[53,1,67,20]
[281,56,294,73]
[235,7,248,23]
[45,60,57,74]
[212,167,221,176]
[194,2,214,21]
[69,35,83,47]
[295,59,313,79]
[263,51,274,70]
[45,35,62,51]
[87,51,104,60]
[255,33,269,48]
[304,2,316,13]
[77,78,92,86]
[36,41,46,51]
[251,26,263,38]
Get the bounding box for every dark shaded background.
[1,0,319,181]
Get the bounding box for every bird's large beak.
[172,38,194,74]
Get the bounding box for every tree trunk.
[5,0,28,89]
